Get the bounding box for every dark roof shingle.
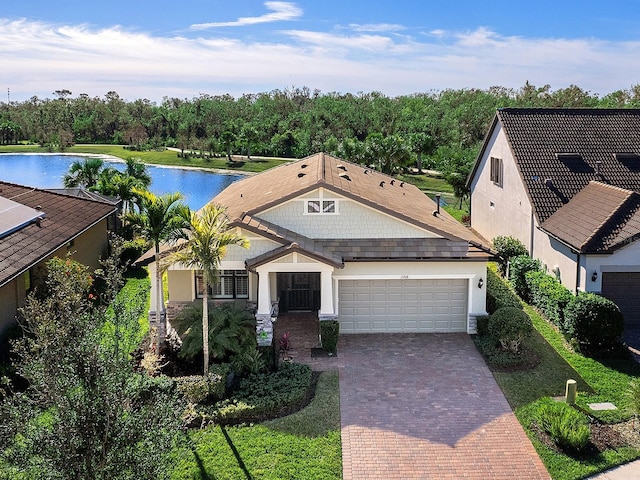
[0,182,117,287]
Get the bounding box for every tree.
[163,203,249,376]
[124,190,189,347]
[219,130,236,162]
[407,132,434,171]
[63,157,104,188]
[123,157,152,188]
[0,246,183,480]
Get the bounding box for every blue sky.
[1,1,640,102]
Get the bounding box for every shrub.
[508,255,543,301]
[175,366,227,404]
[212,362,312,424]
[492,236,528,276]
[526,270,573,329]
[535,397,591,453]
[563,293,624,356]
[488,307,532,353]
[320,320,340,354]
[232,346,266,377]
[475,315,490,337]
[486,265,522,314]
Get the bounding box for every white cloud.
[190,2,302,30]
[1,19,639,103]
[347,23,405,33]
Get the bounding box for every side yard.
[481,264,640,480]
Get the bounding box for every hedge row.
[525,270,572,329]
[486,264,522,314]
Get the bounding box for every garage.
[338,278,468,333]
[601,272,640,327]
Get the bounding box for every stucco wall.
[66,218,110,270]
[532,229,580,292]
[470,124,533,251]
[167,269,195,302]
[260,189,435,239]
[0,279,19,339]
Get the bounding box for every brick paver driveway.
[336,333,549,480]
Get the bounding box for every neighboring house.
[154,153,491,342]
[468,108,640,327]
[0,181,117,339]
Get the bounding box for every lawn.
[485,272,640,479]
[171,371,342,480]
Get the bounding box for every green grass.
[171,371,342,479]
[396,173,453,194]
[484,271,640,479]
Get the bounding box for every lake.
[0,154,243,210]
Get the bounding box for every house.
[155,153,491,343]
[468,108,640,328]
[0,181,117,339]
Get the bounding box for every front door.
[278,273,320,312]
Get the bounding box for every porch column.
[255,267,274,346]
[256,268,272,315]
[319,268,337,320]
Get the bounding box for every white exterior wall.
[222,234,280,263]
[470,124,534,252]
[333,261,487,329]
[584,241,640,293]
[532,228,580,292]
[260,189,436,239]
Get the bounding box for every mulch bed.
[531,418,640,458]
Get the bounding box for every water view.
[0,154,243,210]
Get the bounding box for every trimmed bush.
[509,255,543,301]
[492,235,528,276]
[526,270,573,329]
[486,265,522,314]
[175,366,227,404]
[563,292,624,356]
[320,320,340,354]
[535,397,591,453]
[488,307,532,353]
[212,362,312,425]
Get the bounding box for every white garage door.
[338,278,468,333]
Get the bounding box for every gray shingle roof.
[0,181,117,287]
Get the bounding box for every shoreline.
[0,152,257,176]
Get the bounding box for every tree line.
[2,83,640,176]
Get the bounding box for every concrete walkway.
[312,333,549,479]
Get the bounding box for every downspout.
[575,252,581,295]
[529,211,535,258]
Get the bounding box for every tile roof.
[496,108,640,225]
[542,182,640,253]
[0,181,117,287]
[211,152,488,247]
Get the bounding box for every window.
[490,157,503,186]
[195,270,248,299]
[306,199,337,214]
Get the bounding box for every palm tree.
[124,189,190,348]
[123,157,152,188]
[63,158,104,188]
[163,203,249,376]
